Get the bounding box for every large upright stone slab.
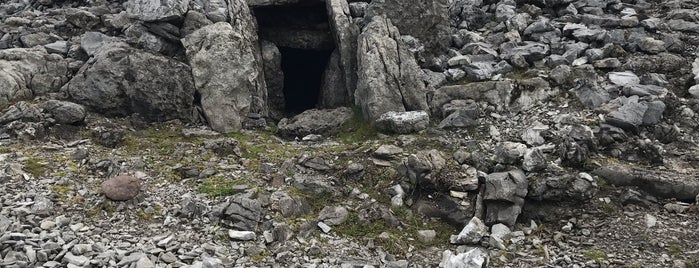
[366,0,450,57]
[326,0,359,104]
[184,10,267,133]
[355,16,429,121]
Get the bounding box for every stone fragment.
[451,217,487,245]
[228,230,256,241]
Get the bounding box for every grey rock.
[374,145,404,159]
[528,173,598,201]
[0,47,70,107]
[593,58,621,69]
[64,42,195,122]
[0,101,43,124]
[101,175,140,201]
[522,148,546,172]
[183,20,267,133]
[451,217,487,245]
[606,96,648,132]
[667,19,699,33]
[44,41,69,54]
[31,196,54,216]
[521,121,548,146]
[494,142,527,165]
[438,109,478,129]
[500,41,550,62]
[318,206,349,226]
[594,165,699,201]
[431,81,513,113]
[326,0,359,105]
[355,16,429,121]
[642,100,666,126]
[135,256,155,268]
[41,100,86,125]
[66,9,100,29]
[573,80,611,108]
[375,111,429,134]
[63,252,88,266]
[483,170,527,227]
[319,50,348,109]
[441,248,489,268]
[349,2,368,17]
[690,85,699,98]
[126,0,190,22]
[277,107,353,138]
[446,68,466,81]
[366,0,450,56]
[203,138,241,156]
[80,32,119,57]
[220,196,263,231]
[638,38,666,54]
[609,71,640,86]
[228,230,256,241]
[260,40,284,119]
[20,32,57,48]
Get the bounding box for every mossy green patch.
[581,249,608,263]
[198,175,246,197]
[336,106,378,144]
[23,157,48,178]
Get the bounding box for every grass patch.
[197,175,246,197]
[668,242,683,256]
[582,249,608,263]
[336,106,378,144]
[23,157,48,178]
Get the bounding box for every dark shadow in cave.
[279,47,332,114]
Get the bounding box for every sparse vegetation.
[23,156,47,178]
[336,106,378,144]
[582,249,608,263]
[198,175,246,197]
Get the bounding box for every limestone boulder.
[366,0,450,57]
[0,47,70,108]
[63,42,195,122]
[355,16,429,122]
[183,18,267,133]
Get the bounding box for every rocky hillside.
[1,0,699,267]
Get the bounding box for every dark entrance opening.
[253,2,336,115]
[279,47,332,114]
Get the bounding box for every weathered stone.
[366,0,450,57]
[318,206,349,226]
[441,248,489,268]
[277,107,353,138]
[355,16,429,121]
[451,217,487,245]
[220,196,263,231]
[483,170,527,227]
[101,175,141,201]
[183,19,267,133]
[375,111,429,134]
[41,100,86,125]
[326,0,359,104]
[228,230,256,241]
[126,0,190,22]
[0,47,70,107]
[64,42,194,122]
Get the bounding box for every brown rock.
[101,175,140,201]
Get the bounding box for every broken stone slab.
[375,111,429,134]
[450,217,487,245]
[608,71,640,86]
[228,230,256,241]
[326,0,359,104]
[40,100,86,125]
[606,96,648,132]
[593,165,699,201]
[441,248,489,268]
[483,169,528,227]
[277,107,353,138]
[355,16,429,121]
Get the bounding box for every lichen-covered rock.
[277,107,353,138]
[64,42,195,122]
[0,47,70,108]
[375,111,429,134]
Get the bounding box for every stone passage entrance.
[279,47,332,114]
[253,2,336,116]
